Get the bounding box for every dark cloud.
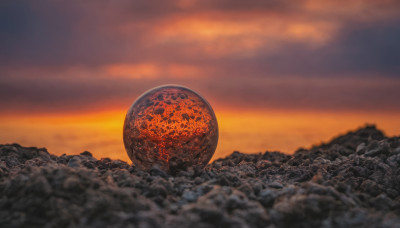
[335,21,400,75]
[0,76,154,113]
[180,0,303,12]
[0,1,78,65]
[1,75,399,114]
[0,0,147,66]
[207,77,400,111]
[250,20,400,77]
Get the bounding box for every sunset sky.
[1,0,400,162]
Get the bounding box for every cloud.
[1,0,399,68]
[248,19,400,77]
[1,73,399,114]
[104,63,208,79]
[1,0,400,115]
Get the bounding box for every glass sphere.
[123,85,218,172]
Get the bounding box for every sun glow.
[1,109,399,163]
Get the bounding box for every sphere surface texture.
[123,85,218,172]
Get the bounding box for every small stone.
[392,147,400,155]
[259,189,276,207]
[67,157,82,168]
[269,182,283,189]
[182,190,197,202]
[149,166,168,177]
[256,160,272,170]
[80,151,93,157]
[356,143,366,154]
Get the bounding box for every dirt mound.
[1,125,399,227]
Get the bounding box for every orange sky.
[0,0,399,162]
[1,109,399,162]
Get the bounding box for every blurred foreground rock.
[0,125,399,227]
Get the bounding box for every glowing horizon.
[1,107,399,163]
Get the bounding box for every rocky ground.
[0,125,399,227]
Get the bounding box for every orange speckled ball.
[123,85,218,172]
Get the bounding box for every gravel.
[0,125,399,227]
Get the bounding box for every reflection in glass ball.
[123,85,218,172]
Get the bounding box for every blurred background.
[1,0,399,162]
